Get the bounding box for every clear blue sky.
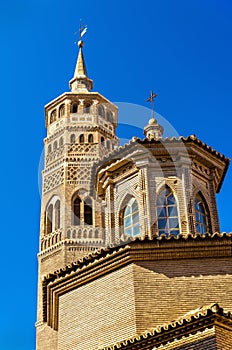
[1,1,232,349]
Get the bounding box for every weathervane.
[75,19,87,48]
[146,90,158,119]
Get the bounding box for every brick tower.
[36,36,118,347]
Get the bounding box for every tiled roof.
[44,232,232,284]
[100,303,232,350]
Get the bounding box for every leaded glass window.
[157,187,179,236]
[194,193,209,234]
[123,198,140,237]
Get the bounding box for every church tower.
[36,35,118,346]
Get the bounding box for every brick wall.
[133,258,232,333]
[215,323,232,350]
[58,264,136,350]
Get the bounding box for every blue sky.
[1,0,232,349]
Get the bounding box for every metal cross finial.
[146,90,158,119]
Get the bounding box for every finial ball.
[78,40,84,48]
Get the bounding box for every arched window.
[79,134,84,143]
[88,134,94,143]
[46,204,53,234]
[101,136,105,145]
[84,103,91,113]
[71,102,78,113]
[98,105,104,117]
[59,104,65,118]
[123,198,140,237]
[48,144,52,153]
[59,137,63,147]
[156,186,179,236]
[51,109,57,123]
[53,140,58,151]
[70,134,75,144]
[106,110,113,123]
[55,200,60,230]
[194,193,210,234]
[73,196,81,225]
[84,198,93,225]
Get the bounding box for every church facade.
[36,37,232,350]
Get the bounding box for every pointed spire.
[69,36,93,92]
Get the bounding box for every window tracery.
[123,198,140,237]
[194,193,210,234]
[156,186,180,236]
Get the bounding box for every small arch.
[83,229,87,238]
[84,197,93,225]
[89,229,92,238]
[95,229,98,238]
[48,144,52,153]
[46,204,53,234]
[79,134,84,144]
[88,134,94,143]
[59,104,65,118]
[106,110,113,123]
[101,136,105,145]
[50,109,57,124]
[98,105,104,117]
[54,200,60,230]
[72,229,76,239]
[67,230,71,239]
[71,102,78,113]
[53,140,58,151]
[78,229,82,238]
[59,137,63,147]
[194,192,211,234]
[70,134,76,144]
[72,195,81,225]
[84,102,91,113]
[156,186,179,236]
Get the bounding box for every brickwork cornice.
[100,304,232,350]
[42,233,232,329]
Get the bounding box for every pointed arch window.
[84,103,91,113]
[73,196,81,226]
[51,109,57,123]
[194,193,210,234]
[59,104,65,118]
[84,198,93,225]
[72,194,93,226]
[46,204,53,234]
[101,136,105,145]
[156,186,179,236]
[55,200,60,230]
[59,137,63,147]
[71,102,78,113]
[88,134,94,143]
[98,105,104,117]
[123,198,140,237]
[106,110,113,123]
[53,140,58,151]
[48,144,52,153]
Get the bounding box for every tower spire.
[69,23,93,92]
